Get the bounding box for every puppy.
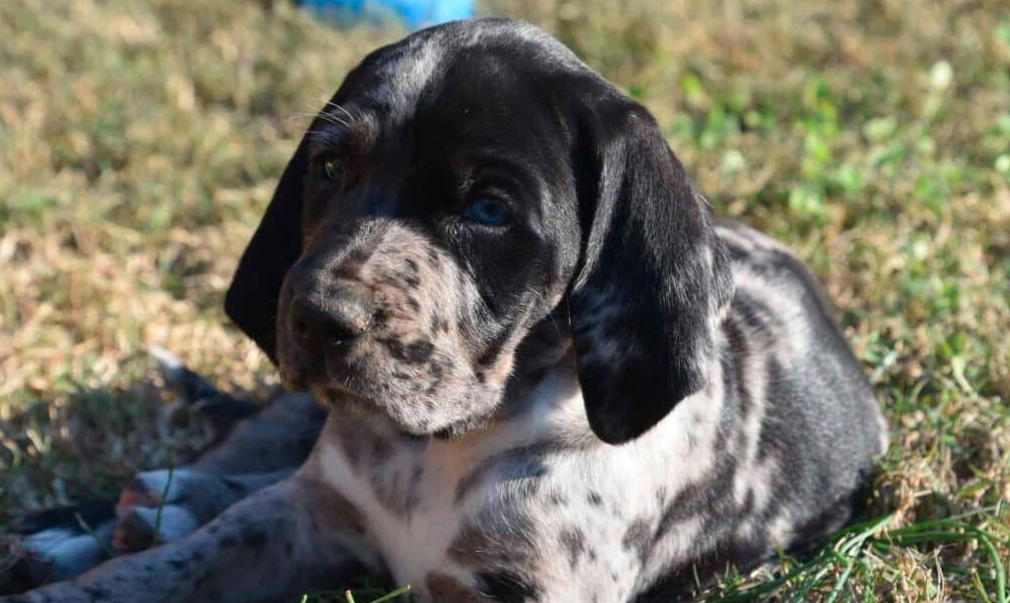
[3,17,887,603]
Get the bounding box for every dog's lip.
[278,360,331,394]
[279,369,308,392]
[321,378,363,399]
[279,349,374,403]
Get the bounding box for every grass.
[0,0,1008,600]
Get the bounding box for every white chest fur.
[310,360,726,602]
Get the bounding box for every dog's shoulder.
[713,218,888,503]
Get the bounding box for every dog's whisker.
[287,112,348,127]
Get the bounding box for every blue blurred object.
[298,0,473,29]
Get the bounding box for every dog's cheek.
[357,238,480,425]
[274,282,310,387]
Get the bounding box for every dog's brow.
[309,113,378,156]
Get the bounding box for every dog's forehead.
[330,19,588,128]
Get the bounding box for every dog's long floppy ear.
[569,97,734,445]
[224,136,312,363]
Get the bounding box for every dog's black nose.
[290,280,373,352]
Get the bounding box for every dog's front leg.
[3,475,375,603]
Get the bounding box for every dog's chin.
[301,377,498,440]
[294,375,424,434]
[279,350,503,438]
[300,377,371,412]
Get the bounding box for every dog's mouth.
[280,359,365,401]
[280,352,419,426]
[286,367,385,420]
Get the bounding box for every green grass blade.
[365,585,411,603]
[152,459,175,544]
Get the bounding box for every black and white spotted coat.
[2,18,887,603]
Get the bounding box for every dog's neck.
[317,316,729,485]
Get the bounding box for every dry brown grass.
[1,0,1008,600]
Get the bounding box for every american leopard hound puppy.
[2,17,888,603]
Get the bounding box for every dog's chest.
[315,421,547,595]
[311,399,723,603]
[313,431,463,572]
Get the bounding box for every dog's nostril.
[324,326,347,341]
[289,283,374,352]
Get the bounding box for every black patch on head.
[587,491,603,506]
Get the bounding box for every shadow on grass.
[0,378,218,531]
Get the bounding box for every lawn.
[1,0,1008,601]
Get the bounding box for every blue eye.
[463,197,511,226]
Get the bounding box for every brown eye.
[323,158,344,182]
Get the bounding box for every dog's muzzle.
[286,267,374,358]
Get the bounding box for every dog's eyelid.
[307,126,347,153]
[465,176,521,203]
[469,187,511,204]
[306,145,343,169]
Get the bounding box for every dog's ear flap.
[224,136,311,364]
[570,99,734,445]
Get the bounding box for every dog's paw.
[112,505,200,552]
[2,501,116,592]
[111,469,242,552]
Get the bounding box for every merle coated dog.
[2,18,888,603]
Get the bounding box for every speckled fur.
[3,19,887,603]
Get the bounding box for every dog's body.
[3,18,886,603]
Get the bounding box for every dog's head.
[225,18,733,444]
